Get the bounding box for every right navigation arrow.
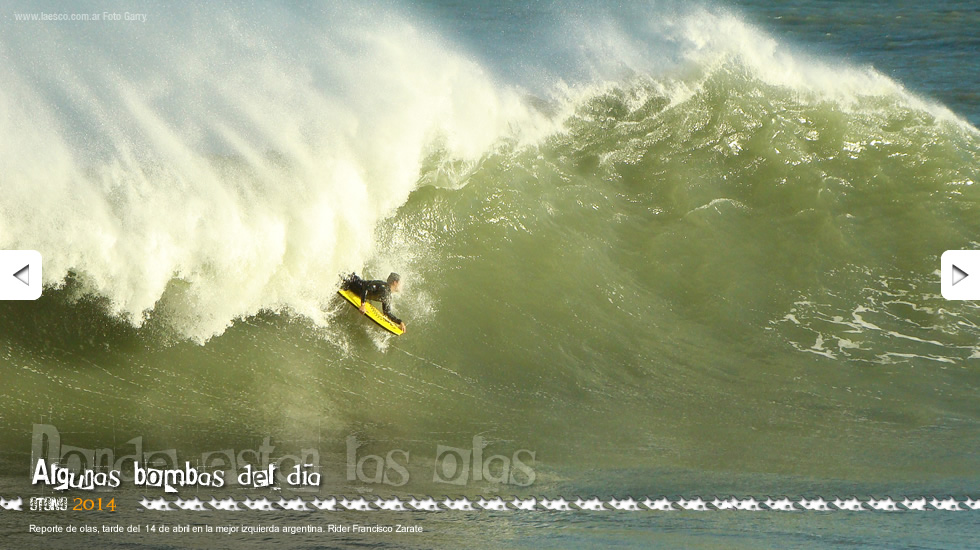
[952,265,969,286]
[943,251,980,300]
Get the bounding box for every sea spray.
[0,1,555,340]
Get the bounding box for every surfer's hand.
[399,322,407,332]
[358,304,367,314]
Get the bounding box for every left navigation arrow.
[0,251,42,300]
[13,265,29,286]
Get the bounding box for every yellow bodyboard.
[338,288,404,335]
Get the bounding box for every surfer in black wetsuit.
[341,272,407,332]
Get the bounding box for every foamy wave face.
[0,2,553,340]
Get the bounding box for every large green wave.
[1,3,978,489]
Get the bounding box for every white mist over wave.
[552,5,975,129]
[0,2,557,340]
[0,1,970,341]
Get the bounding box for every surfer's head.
[387,272,401,291]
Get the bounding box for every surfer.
[341,272,407,332]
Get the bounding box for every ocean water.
[0,0,978,547]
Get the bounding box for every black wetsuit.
[341,274,402,324]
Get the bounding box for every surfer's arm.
[358,287,370,311]
[381,299,402,325]
[385,302,406,332]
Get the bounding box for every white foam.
[0,4,558,340]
